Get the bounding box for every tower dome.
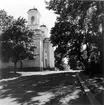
[28,7,38,12]
[40,24,48,38]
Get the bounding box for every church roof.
[40,24,47,27]
[28,7,38,12]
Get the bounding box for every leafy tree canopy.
[46,0,104,72]
[0,10,13,31]
[0,11,36,72]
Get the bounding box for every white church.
[0,8,55,71]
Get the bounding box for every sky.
[0,0,57,36]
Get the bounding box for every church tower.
[27,7,41,30]
[26,7,44,70]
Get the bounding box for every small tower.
[40,25,48,38]
[27,7,41,30]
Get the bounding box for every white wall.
[49,43,55,68]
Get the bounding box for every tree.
[0,10,13,31]
[0,10,14,59]
[1,16,36,73]
[46,0,104,74]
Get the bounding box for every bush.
[84,62,102,77]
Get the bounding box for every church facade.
[0,8,55,70]
[18,8,55,70]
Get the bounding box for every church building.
[18,8,55,70]
[0,8,55,70]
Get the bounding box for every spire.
[33,5,36,9]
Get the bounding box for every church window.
[31,16,35,25]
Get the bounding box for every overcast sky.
[0,0,57,35]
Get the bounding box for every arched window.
[31,16,35,25]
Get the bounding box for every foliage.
[46,0,104,73]
[0,13,36,72]
[0,10,14,62]
[0,10,13,31]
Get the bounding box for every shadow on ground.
[0,73,91,105]
[0,68,21,80]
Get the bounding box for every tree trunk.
[79,56,89,70]
[20,60,23,69]
[101,20,104,72]
[14,62,17,74]
[86,43,90,62]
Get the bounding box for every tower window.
[31,16,35,25]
